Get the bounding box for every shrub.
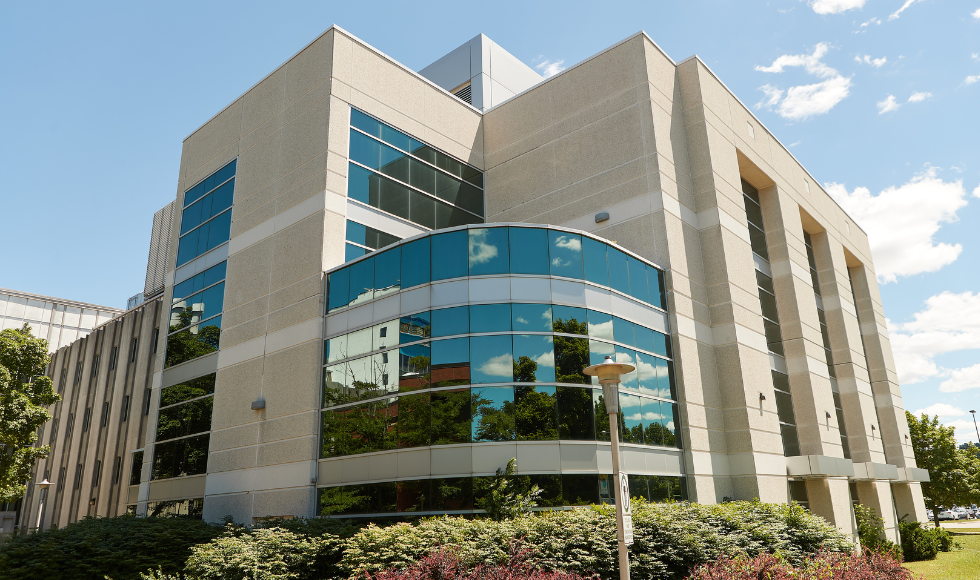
[0,515,222,580]
[897,520,939,561]
[686,550,913,580]
[183,525,339,580]
[853,504,900,558]
[366,543,596,580]
[341,500,854,580]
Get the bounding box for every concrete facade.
[21,27,925,541]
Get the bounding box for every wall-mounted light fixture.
[595,212,610,224]
[826,411,832,420]
[251,399,266,410]
[759,393,766,402]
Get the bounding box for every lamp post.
[971,411,980,446]
[34,479,52,531]
[584,355,636,580]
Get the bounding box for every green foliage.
[0,324,60,503]
[183,526,335,580]
[853,504,900,557]
[0,514,222,580]
[341,500,854,580]
[906,411,980,527]
[897,520,944,562]
[474,458,542,521]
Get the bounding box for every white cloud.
[877,94,900,113]
[860,17,882,26]
[966,74,980,85]
[972,53,979,62]
[889,291,980,386]
[824,167,969,283]
[941,364,980,393]
[889,0,924,20]
[855,54,887,67]
[477,353,513,378]
[809,0,868,14]
[534,59,566,78]
[908,91,932,102]
[912,403,967,418]
[974,184,980,198]
[755,43,852,120]
[972,8,980,19]
[467,230,499,265]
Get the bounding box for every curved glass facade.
[320,224,681,517]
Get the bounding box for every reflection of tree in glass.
[644,420,675,447]
[397,393,429,448]
[402,355,431,390]
[515,386,557,441]
[165,311,220,367]
[431,389,471,445]
[431,477,473,511]
[321,400,397,457]
[513,355,537,382]
[156,397,213,442]
[472,390,515,442]
[557,387,594,440]
[554,334,589,384]
[323,355,393,406]
[618,412,644,444]
[593,393,611,442]
[553,317,587,335]
[160,374,215,407]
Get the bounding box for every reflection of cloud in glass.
[554,235,582,251]
[534,351,555,367]
[642,411,666,421]
[592,341,615,355]
[591,321,614,339]
[551,257,569,268]
[636,357,656,382]
[468,230,499,265]
[626,412,642,421]
[516,316,528,325]
[478,353,513,377]
[620,396,642,409]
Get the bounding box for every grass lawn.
[904,529,980,580]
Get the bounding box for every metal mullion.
[153,430,210,446]
[158,393,214,412]
[348,159,484,220]
[166,313,222,337]
[178,206,232,241]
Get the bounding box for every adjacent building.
[19,28,928,543]
[0,288,121,351]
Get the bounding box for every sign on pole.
[620,473,633,545]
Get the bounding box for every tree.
[0,324,60,503]
[474,458,541,521]
[906,411,980,527]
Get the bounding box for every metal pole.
[35,490,45,531]
[971,411,980,446]
[607,396,630,580]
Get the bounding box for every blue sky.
[1,1,977,438]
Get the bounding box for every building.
[0,288,122,351]
[19,28,928,543]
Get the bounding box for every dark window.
[120,395,130,422]
[144,388,152,416]
[91,354,100,378]
[130,451,144,485]
[165,316,221,368]
[112,456,122,485]
[129,338,139,362]
[160,374,216,407]
[108,346,119,370]
[81,407,92,432]
[66,413,75,436]
[74,361,83,385]
[74,465,83,489]
[151,328,160,353]
[471,386,515,442]
[151,434,210,480]
[155,397,214,442]
[101,402,109,427]
[92,460,102,486]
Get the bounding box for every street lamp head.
[583,356,635,383]
[971,410,976,414]
[36,479,52,490]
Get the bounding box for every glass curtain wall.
[742,179,800,457]
[804,232,850,459]
[345,220,401,262]
[151,374,215,481]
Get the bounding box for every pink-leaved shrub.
[686,550,915,580]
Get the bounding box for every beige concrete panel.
[223,295,270,329]
[284,76,332,126]
[279,97,329,178]
[212,358,264,431]
[276,172,326,217]
[256,437,315,467]
[235,130,283,201]
[260,411,319,444]
[280,153,327,199]
[422,88,483,155]
[210,446,257,473]
[484,143,556,217]
[322,209,347,273]
[484,83,555,156]
[225,236,273,310]
[553,106,646,190]
[261,340,320,419]
[252,487,312,520]
[350,42,425,123]
[806,478,856,538]
[241,110,284,153]
[691,62,733,130]
[220,317,268,349]
[548,37,644,122]
[271,213,325,292]
[211,423,259,452]
[285,31,333,106]
[892,482,929,523]
[182,100,243,180]
[269,274,322,313]
[243,67,286,137]
[642,38,678,102]
[232,201,277,237]
[202,492,252,524]
[267,295,321,334]
[856,481,899,544]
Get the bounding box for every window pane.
[594,389,611,442]
[436,202,481,229]
[509,227,549,275]
[209,179,234,215]
[634,324,655,354]
[618,393,643,444]
[613,317,635,347]
[548,231,584,279]
[470,303,510,333]
[557,386,595,440]
[653,331,670,358]
[513,334,555,383]
[397,343,431,391]
[345,244,366,262]
[401,237,431,289]
[468,228,508,276]
[615,348,638,391]
[756,270,775,294]
[408,158,436,194]
[350,109,382,138]
[515,385,557,441]
[635,352,658,397]
[180,197,203,235]
[397,393,430,449]
[409,189,436,229]
[349,256,375,305]
[156,397,213,442]
[378,177,411,220]
[744,197,764,229]
[379,142,409,183]
[759,289,779,322]
[431,388,471,445]
[431,478,474,511]
[562,474,599,506]
[346,328,373,358]
[607,247,631,295]
[397,479,430,513]
[160,374,216,408]
[588,340,616,385]
[346,220,368,247]
[206,211,232,252]
[775,390,796,425]
[400,311,431,343]
[627,257,649,302]
[348,163,374,204]
[165,317,221,368]
[587,310,614,341]
[471,386,515,442]
[648,265,666,310]
[176,229,200,267]
[374,246,401,298]
[431,230,467,281]
[183,182,206,208]
[658,359,673,399]
[749,225,769,260]
[582,237,609,287]
[512,303,552,332]
[431,337,470,387]
[432,305,468,337]
[554,336,589,384]
[642,398,664,446]
[470,335,513,384]
[628,474,651,502]
[765,320,784,355]
[552,305,587,335]
[781,423,801,457]
[380,123,411,152]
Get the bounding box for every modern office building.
[0,288,122,351]
[20,28,928,543]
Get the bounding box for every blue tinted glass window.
[431,306,468,337]
[468,228,508,276]
[470,304,510,334]
[203,262,227,287]
[180,199,203,235]
[552,305,588,334]
[206,210,232,251]
[176,229,200,267]
[549,231,584,279]
[619,393,643,444]
[627,256,650,303]
[658,359,673,399]
[210,179,234,215]
[378,142,409,182]
[183,182,206,207]
[431,337,469,387]
[345,243,366,263]
[588,340,615,385]
[512,303,552,332]
[513,335,555,383]
[401,237,430,289]
[472,386,515,442]
[380,124,411,152]
[615,348,638,391]
[210,159,236,189]
[199,283,225,322]
[350,109,381,138]
[470,335,513,384]
[509,228,549,275]
[634,325,656,354]
[647,265,665,309]
[587,310,614,341]
[613,317,635,347]
[349,257,375,305]
[653,331,670,358]
[398,343,431,391]
[348,163,374,205]
[431,231,467,281]
[399,312,431,343]
[346,221,367,245]
[374,246,401,297]
[327,268,351,313]
[607,247,631,295]
[635,352,658,396]
[582,237,609,287]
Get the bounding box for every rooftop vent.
[451,82,472,105]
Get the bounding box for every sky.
[1,1,978,439]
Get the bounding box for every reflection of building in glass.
[22,27,925,543]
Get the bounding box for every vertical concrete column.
[893,482,929,523]
[857,481,900,544]
[806,478,858,541]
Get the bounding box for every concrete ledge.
[786,455,854,478]
[851,461,900,481]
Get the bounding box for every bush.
[341,500,854,580]
[366,543,596,580]
[686,550,913,580]
[183,525,338,580]
[898,520,939,561]
[0,515,222,580]
[853,504,900,558]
